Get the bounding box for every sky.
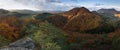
[0,0,120,11]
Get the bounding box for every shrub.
[111,30,120,50]
[112,35,120,50]
[0,35,10,47]
[33,31,61,50]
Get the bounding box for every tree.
[0,16,26,41]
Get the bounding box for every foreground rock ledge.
[0,47,32,50]
[0,37,35,50]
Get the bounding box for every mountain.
[0,9,9,16]
[63,7,102,33]
[61,7,90,19]
[0,9,9,13]
[97,8,119,16]
[10,10,64,14]
[10,10,39,14]
[0,9,31,17]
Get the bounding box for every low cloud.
[0,0,37,10]
[13,0,71,11]
[0,0,120,11]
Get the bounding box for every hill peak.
[61,7,91,19]
[69,7,90,13]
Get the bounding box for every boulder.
[9,37,35,50]
[0,47,31,50]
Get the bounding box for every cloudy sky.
[0,0,120,11]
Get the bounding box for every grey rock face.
[0,47,31,50]
[8,37,35,50]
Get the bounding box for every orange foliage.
[108,29,120,40]
[0,16,26,41]
[0,23,19,40]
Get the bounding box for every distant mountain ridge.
[10,10,64,14]
[10,10,38,14]
[97,8,117,13]
[97,8,119,16]
[0,9,9,16]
